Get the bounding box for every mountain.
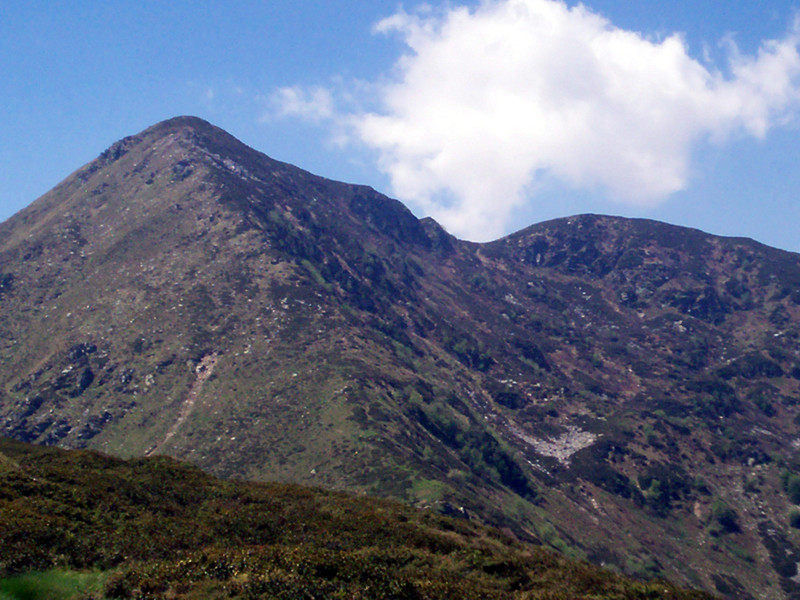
[2,116,800,598]
[0,437,711,599]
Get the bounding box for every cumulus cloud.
[273,0,800,240]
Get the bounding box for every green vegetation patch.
[0,570,107,600]
[0,438,711,600]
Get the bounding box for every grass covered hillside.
[0,438,709,600]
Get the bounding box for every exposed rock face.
[3,116,800,597]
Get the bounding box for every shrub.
[710,500,740,534]
[789,510,800,529]
[785,474,800,504]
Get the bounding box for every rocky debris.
[511,424,599,465]
[145,353,219,456]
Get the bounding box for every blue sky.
[2,1,800,251]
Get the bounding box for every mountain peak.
[96,115,246,167]
[138,115,240,149]
[149,114,215,132]
[3,115,440,259]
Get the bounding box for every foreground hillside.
[3,116,800,597]
[0,438,709,599]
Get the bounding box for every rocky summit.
[3,116,800,598]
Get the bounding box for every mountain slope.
[0,438,711,599]
[3,116,800,597]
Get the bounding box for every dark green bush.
[710,500,740,534]
[788,510,800,529]
[785,473,800,504]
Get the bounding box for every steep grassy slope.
[0,438,710,599]
[2,117,800,597]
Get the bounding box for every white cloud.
[273,0,800,241]
[269,85,335,122]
